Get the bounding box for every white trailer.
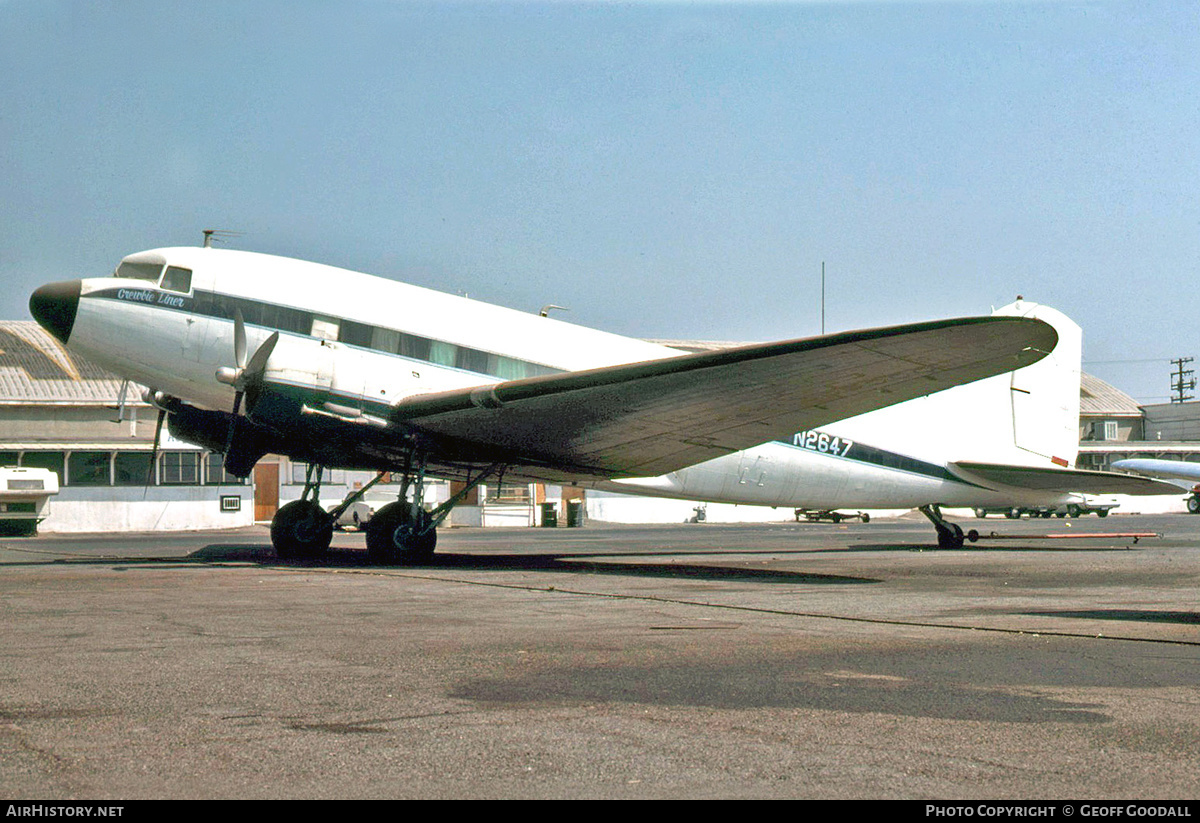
[0,467,59,535]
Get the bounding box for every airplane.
[28,245,1176,561]
[1110,459,1200,512]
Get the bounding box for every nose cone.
[29,280,81,344]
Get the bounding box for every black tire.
[366,502,438,564]
[1188,496,1200,515]
[270,499,333,560]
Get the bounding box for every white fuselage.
[62,247,1080,511]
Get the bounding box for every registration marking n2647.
[791,430,854,457]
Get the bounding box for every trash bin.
[566,499,583,527]
[540,502,558,527]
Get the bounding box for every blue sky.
[3,1,1197,402]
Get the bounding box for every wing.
[387,315,1057,480]
[953,461,1184,495]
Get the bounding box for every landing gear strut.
[919,504,965,550]
[270,464,333,560]
[365,456,502,566]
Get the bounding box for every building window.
[21,452,64,484]
[68,451,111,486]
[488,482,532,503]
[115,452,153,486]
[1104,421,1119,441]
[160,451,200,485]
[205,453,246,485]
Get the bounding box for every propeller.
[215,309,278,454]
[137,389,171,497]
[145,407,165,493]
[215,308,279,420]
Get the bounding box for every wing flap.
[953,461,1183,495]
[388,315,1056,479]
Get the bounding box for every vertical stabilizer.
[995,299,1082,467]
[822,299,1081,468]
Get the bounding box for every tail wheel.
[1188,496,1200,515]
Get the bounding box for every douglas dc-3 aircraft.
[28,245,1175,561]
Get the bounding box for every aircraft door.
[325,342,369,415]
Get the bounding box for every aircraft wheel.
[366,502,438,565]
[936,521,965,550]
[1188,496,1200,515]
[271,500,333,560]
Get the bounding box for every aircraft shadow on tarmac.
[1021,609,1200,626]
[186,543,880,585]
[851,543,1146,553]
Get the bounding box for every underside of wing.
[952,461,1184,495]
[386,315,1057,481]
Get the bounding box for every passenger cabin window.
[160,266,193,293]
[311,315,340,341]
[115,261,163,281]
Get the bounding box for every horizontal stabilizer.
[953,461,1183,496]
[388,315,1057,480]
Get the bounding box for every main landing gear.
[265,453,502,566]
[270,463,334,560]
[364,460,499,565]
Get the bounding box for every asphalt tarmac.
[2,513,1198,799]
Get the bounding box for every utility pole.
[1170,357,1196,403]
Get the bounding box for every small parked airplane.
[29,245,1174,560]
[1111,458,1200,513]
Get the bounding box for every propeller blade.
[233,308,247,370]
[144,408,166,497]
[243,331,278,380]
[224,393,243,456]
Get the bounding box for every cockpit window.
[160,266,193,294]
[115,261,164,281]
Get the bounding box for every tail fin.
[826,299,1082,468]
[994,299,1082,467]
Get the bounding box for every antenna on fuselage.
[202,229,243,248]
[539,304,569,317]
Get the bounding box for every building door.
[254,462,279,522]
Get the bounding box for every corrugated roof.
[0,321,138,405]
[1080,372,1142,416]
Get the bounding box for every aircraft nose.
[29,280,81,344]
